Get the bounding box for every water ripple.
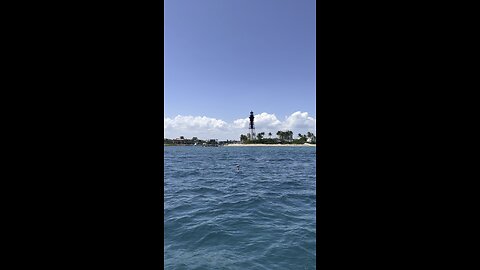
[165,146,316,269]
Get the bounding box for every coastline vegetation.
[240,130,316,145]
[164,130,316,146]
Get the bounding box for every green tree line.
[240,130,316,144]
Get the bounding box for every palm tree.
[304,132,316,143]
[276,131,282,140]
[268,132,272,139]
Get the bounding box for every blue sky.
[164,0,316,140]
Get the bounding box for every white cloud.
[283,111,316,132]
[164,115,230,139]
[164,112,316,140]
[232,112,282,130]
[164,115,227,130]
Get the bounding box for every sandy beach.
[225,143,316,147]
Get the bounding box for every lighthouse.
[249,111,256,140]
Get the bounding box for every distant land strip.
[225,143,315,147]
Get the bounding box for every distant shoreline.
[225,143,315,147]
[164,144,316,147]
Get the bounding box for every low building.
[172,137,194,145]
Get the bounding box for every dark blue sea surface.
[164,146,316,269]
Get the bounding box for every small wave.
[189,186,226,195]
[164,146,316,269]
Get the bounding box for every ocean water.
[164,146,316,269]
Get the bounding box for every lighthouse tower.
[249,111,256,140]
